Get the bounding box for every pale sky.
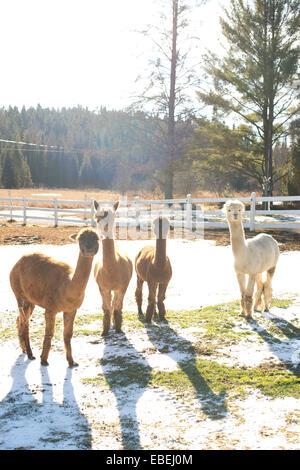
[0,0,224,111]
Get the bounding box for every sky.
[0,0,224,112]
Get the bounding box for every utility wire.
[0,138,100,155]
[0,138,64,150]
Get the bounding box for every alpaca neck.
[102,238,116,265]
[154,238,167,266]
[228,219,247,257]
[69,253,94,294]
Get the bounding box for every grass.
[83,354,300,402]
[2,296,299,404]
[81,296,300,404]
[152,358,300,400]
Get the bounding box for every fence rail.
[1,192,300,233]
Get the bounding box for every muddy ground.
[1,222,300,252]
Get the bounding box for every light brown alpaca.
[135,216,172,323]
[9,227,99,367]
[94,201,133,336]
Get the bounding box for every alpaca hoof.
[28,354,36,360]
[41,359,49,366]
[158,315,167,323]
[264,308,270,313]
[68,361,79,368]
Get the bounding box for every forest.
[0,0,299,198]
[0,105,299,197]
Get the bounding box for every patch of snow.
[1,240,300,450]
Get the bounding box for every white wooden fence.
[1,192,300,233]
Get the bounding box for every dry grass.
[0,188,124,209]
[0,187,252,203]
[1,222,300,250]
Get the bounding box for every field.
[0,187,252,201]
[0,238,299,450]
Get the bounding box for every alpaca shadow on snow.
[0,354,92,449]
[142,313,227,420]
[102,332,151,450]
[247,313,300,377]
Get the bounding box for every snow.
[2,239,300,313]
[0,240,299,450]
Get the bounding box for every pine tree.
[2,149,32,188]
[198,0,300,196]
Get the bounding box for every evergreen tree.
[2,149,32,188]
[198,0,300,196]
[188,119,261,192]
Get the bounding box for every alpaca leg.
[41,310,56,366]
[157,282,168,321]
[16,301,35,359]
[135,276,144,317]
[244,274,256,318]
[112,290,125,333]
[254,273,264,311]
[145,282,158,323]
[63,310,78,367]
[263,266,276,312]
[101,289,112,336]
[236,273,246,315]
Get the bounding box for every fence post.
[54,197,58,227]
[23,197,27,225]
[84,193,87,223]
[8,190,13,221]
[249,192,256,232]
[135,196,140,231]
[185,194,192,237]
[90,198,95,227]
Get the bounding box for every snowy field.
[2,238,300,312]
[0,239,299,450]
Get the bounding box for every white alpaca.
[224,199,279,318]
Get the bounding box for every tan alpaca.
[224,200,279,318]
[9,227,99,366]
[135,216,172,323]
[94,201,133,336]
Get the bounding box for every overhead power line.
[0,138,64,150]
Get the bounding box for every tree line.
[0,0,299,197]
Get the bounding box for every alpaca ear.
[94,200,99,211]
[113,201,119,212]
[69,233,78,242]
[221,203,227,214]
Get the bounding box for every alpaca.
[135,216,172,323]
[9,227,99,366]
[94,200,133,336]
[224,199,279,318]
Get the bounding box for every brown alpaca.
[9,227,99,367]
[135,216,172,323]
[94,201,133,336]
